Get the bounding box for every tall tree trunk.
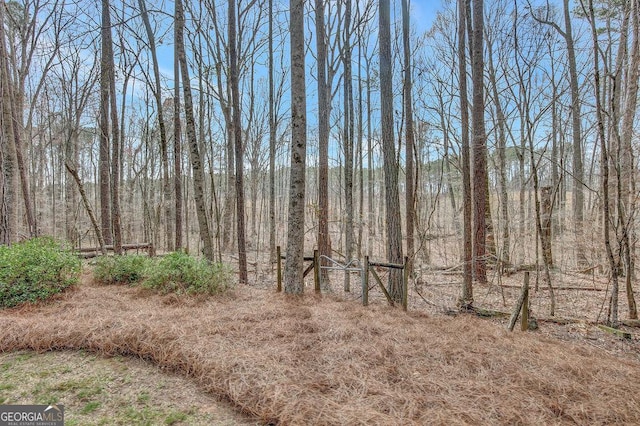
[531,0,585,267]
[104,0,122,255]
[379,0,403,302]
[471,0,487,284]
[564,0,585,267]
[284,0,307,294]
[174,39,183,250]
[99,0,112,246]
[458,0,473,306]
[138,0,173,252]
[315,0,330,285]
[402,0,415,275]
[621,0,639,319]
[64,129,79,245]
[366,55,374,253]
[356,25,364,260]
[268,0,276,262]
[229,0,247,283]
[0,3,16,245]
[585,0,618,326]
[343,0,354,291]
[486,35,509,267]
[175,0,214,261]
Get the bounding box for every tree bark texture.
[471,0,487,284]
[458,0,473,306]
[379,0,404,302]
[284,0,307,294]
[229,0,248,283]
[176,0,214,261]
[315,0,330,285]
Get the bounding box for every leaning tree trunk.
[586,0,619,326]
[138,0,173,252]
[65,162,106,255]
[175,0,214,261]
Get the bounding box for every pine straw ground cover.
[1,277,640,425]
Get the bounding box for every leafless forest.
[1,0,640,323]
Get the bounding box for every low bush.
[144,251,231,295]
[93,255,150,285]
[0,237,81,308]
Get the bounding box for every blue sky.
[411,0,442,32]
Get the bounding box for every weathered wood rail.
[275,246,409,311]
[76,243,153,258]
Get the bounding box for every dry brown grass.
[1,273,640,425]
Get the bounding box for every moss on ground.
[0,351,257,425]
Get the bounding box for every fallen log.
[498,284,607,292]
[471,307,510,318]
[597,325,632,339]
[76,243,152,253]
[537,317,584,325]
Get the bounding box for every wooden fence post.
[363,256,369,306]
[521,272,529,331]
[508,271,530,331]
[402,256,409,311]
[277,246,282,292]
[314,249,320,293]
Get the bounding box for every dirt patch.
[0,350,258,425]
[1,275,640,425]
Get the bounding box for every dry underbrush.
[1,276,640,425]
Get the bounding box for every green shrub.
[0,237,81,308]
[93,255,150,285]
[145,251,231,295]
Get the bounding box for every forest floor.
[1,267,640,425]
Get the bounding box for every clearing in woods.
[1,270,640,425]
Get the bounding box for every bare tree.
[458,0,473,306]
[620,0,639,319]
[284,0,307,294]
[174,35,183,250]
[531,0,586,267]
[471,0,488,284]
[138,0,173,252]
[175,0,214,261]
[402,0,415,275]
[99,0,112,246]
[229,0,248,283]
[315,0,330,283]
[583,0,618,325]
[106,0,122,255]
[0,2,18,244]
[485,1,510,267]
[342,0,354,291]
[379,0,403,301]
[268,0,276,261]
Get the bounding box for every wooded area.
[0,0,639,326]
